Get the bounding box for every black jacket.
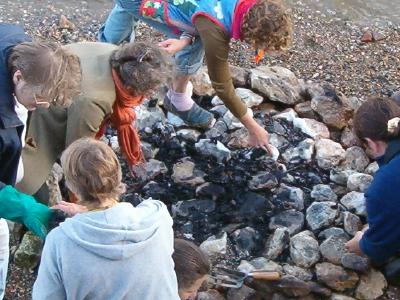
[0,23,31,187]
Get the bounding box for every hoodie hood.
[59,201,171,260]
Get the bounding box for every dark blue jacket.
[0,23,31,188]
[360,139,400,264]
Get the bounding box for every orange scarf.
[96,69,145,166]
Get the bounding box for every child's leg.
[0,219,9,300]
[98,4,136,44]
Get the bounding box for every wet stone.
[306,202,338,231]
[172,199,216,218]
[263,227,290,260]
[341,253,370,272]
[269,210,305,236]
[311,184,338,202]
[342,212,362,236]
[290,231,320,268]
[320,236,348,265]
[274,184,304,211]
[231,227,261,257]
[315,262,359,292]
[248,171,279,190]
[195,139,232,163]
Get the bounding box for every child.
[346,97,400,285]
[32,138,180,299]
[99,0,293,152]
[18,42,172,202]
[173,238,211,300]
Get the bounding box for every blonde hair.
[8,42,81,106]
[241,0,293,51]
[60,138,126,206]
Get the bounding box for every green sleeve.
[194,16,247,119]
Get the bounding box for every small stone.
[340,192,367,216]
[200,232,228,256]
[347,173,373,192]
[132,159,168,182]
[293,118,330,139]
[223,110,245,130]
[294,101,317,119]
[238,257,283,273]
[290,231,320,268]
[176,129,201,142]
[195,139,231,163]
[311,95,352,130]
[141,141,158,159]
[59,14,75,30]
[230,65,249,87]
[137,106,166,130]
[282,264,313,281]
[315,262,359,291]
[311,184,338,202]
[210,105,228,118]
[46,163,63,206]
[197,290,225,300]
[274,184,304,211]
[250,66,301,105]
[273,108,298,122]
[228,128,250,148]
[172,157,206,187]
[14,232,43,270]
[306,202,338,231]
[269,133,289,150]
[320,236,347,265]
[315,139,346,169]
[330,294,356,300]
[340,146,370,172]
[318,227,350,241]
[361,31,373,43]
[330,170,357,186]
[231,227,261,257]
[191,66,214,96]
[282,138,315,164]
[172,199,216,218]
[264,227,290,260]
[167,112,186,127]
[355,269,387,300]
[269,210,305,236]
[212,88,263,108]
[205,120,228,139]
[365,162,379,175]
[196,183,225,200]
[248,171,279,190]
[341,253,370,272]
[343,212,362,236]
[226,285,256,300]
[340,127,362,148]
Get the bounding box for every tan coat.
[17,42,118,197]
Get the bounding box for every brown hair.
[241,0,293,51]
[8,42,81,106]
[173,239,211,290]
[110,42,172,97]
[354,96,400,142]
[60,138,126,207]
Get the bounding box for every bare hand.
[345,231,364,255]
[158,38,190,55]
[248,123,273,154]
[51,201,88,217]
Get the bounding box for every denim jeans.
[98,4,205,75]
[0,219,9,300]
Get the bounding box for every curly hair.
[8,42,82,106]
[110,42,173,97]
[241,0,293,51]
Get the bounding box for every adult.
[99,0,293,152]
[18,42,172,202]
[0,23,81,299]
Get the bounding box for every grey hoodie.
[32,200,180,300]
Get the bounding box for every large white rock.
[212,88,263,108]
[282,138,315,163]
[293,118,330,139]
[315,139,346,169]
[340,191,367,217]
[347,173,373,192]
[250,66,301,105]
[290,231,320,268]
[200,232,228,256]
